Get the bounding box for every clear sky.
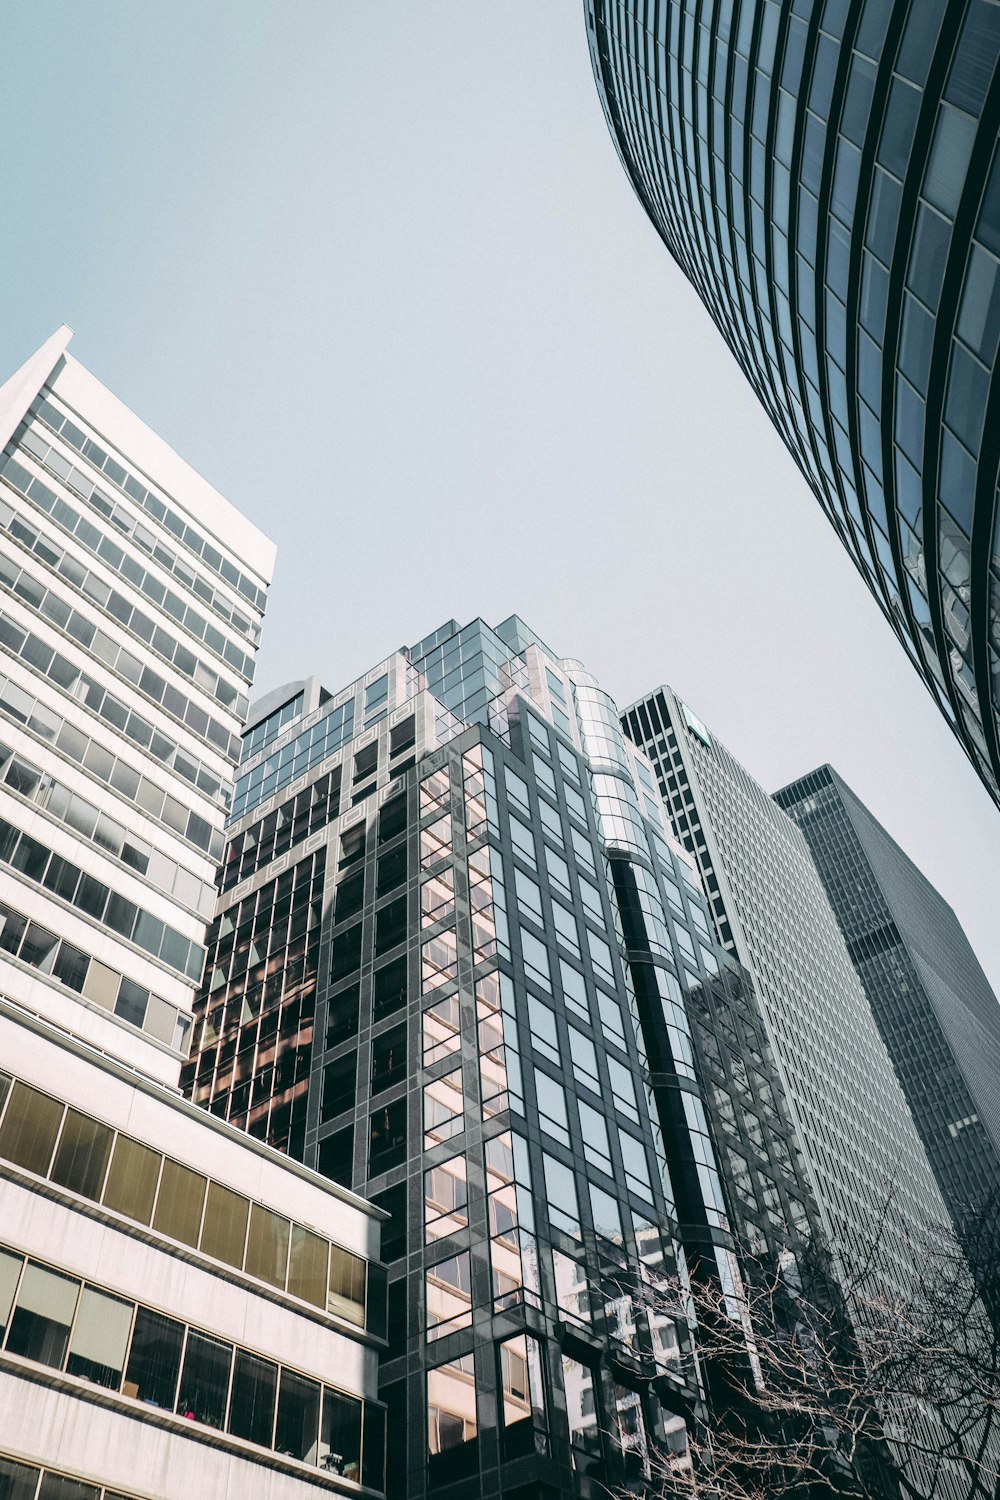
[2,2,998,993]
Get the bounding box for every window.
[371,1024,407,1093]
[245,1205,290,1289]
[543,1154,580,1237]
[0,1248,21,1342]
[422,929,458,991]
[275,1368,321,1463]
[377,844,407,896]
[373,955,409,1021]
[102,1135,160,1224]
[66,1287,132,1388]
[321,1387,363,1479]
[369,1099,407,1174]
[375,896,407,956]
[5,1261,79,1368]
[228,1350,277,1447]
[425,1156,469,1241]
[499,1333,547,1458]
[390,717,415,756]
[427,1355,478,1480]
[520,929,551,989]
[123,1307,184,1407]
[199,1183,249,1270]
[426,1251,472,1340]
[288,1226,328,1309]
[177,1330,232,1428]
[0,1081,63,1176]
[152,1159,206,1248]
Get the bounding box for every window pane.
[427,1355,478,1481]
[50,1109,112,1200]
[0,1248,24,1341]
[0,1456,39,1500]
[328,1246,366,1325]
[228,1349,277,1448]
[6,1261,80,1367]
[177,1329,232,1429]
[152,1159,206,1247]
[0,1081,63,1176]
[37,1477,101,1500]
[123,1307,184,1409]
[362,1401,387,1491]
[102,1135,161,1224]
[245,1203,290,1289]
[287,1225,328,1309]
[500,1333,547,1458]
[66,1286,132,1388]
[275,1368,321,1464]
[199,1182,249,1269]
[321,1387,363,1479]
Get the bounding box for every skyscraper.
[0,329,385,1498]
[622,684,992,1498]
[775,764,1000,1307]
[186,614,823,1498]
[586,0,1000,808]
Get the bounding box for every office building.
[776,764,1000,1305]
[623,684,992,1498]
[586,0,1000,808]
[184,614,826,1498]
[0,328,385,1498]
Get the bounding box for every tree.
[621,1203,1000,1500]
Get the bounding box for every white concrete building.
[0,331,386,1499]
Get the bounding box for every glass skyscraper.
[586,0,1000,807]
[776,763,1000,1317]
[623,684,993,1499]
[185,615,835,1498]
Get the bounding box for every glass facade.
[776,763,1000,1321]
[187,619,791,1498]
[587,0,1000,807]
[624,683,992,1498]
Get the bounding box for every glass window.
[0,1457,39,1500]
[288,1225,328,1309]
[958,245,1000,365]
[0,1080,63,1176]
[199,1182,249,1269]
[37,1474,101,1500]
[0,1248,23,1341]
[369,1098,407,1173]
[362,1400,387,1490]
[228,1349,277,1448]
[520,929,551,988]
[123,1307,184,1408]
[65,1286,132,1389]
[177,1329,233,1429]
[372,955,408,1021]
[5,1261,80,1368]
[245,1204,290,1290]
[425,1155,469,1241]
[499,1333,547,1458]
[329,1245,367,1325]
[543,1154,580,1237]
[562,1355,603,1475]
[371,1023,407,1093]
[103,1135,161,1224]
[426,1251,472,1340]
[152,1159,206,1248]
[49,1109,112,1200]
[590,1183,624,1244]
[275,1368,321,1463]
[535,1070,570,1146]
[321,1387,363,1479]
[427,1354,478,1479]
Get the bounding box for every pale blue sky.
[2,2,998,991]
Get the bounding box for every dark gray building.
[623,684,991,1500]
[775,765,1000,1303]
[185,617,789,1499]
[586,0,1000,810]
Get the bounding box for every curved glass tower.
[585,0,1000,805]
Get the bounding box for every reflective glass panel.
[152,1159,206,1248]
[245,1204,290,1289]
[227,1349,277,1447]
[275,1368,321,1463]
[176,1329,232,1429]
[102,1135,161,1224]
[5,1261,79,1368]
[123,1307,184,1408]
[50,1109,112,1200]
[0,1081,63,1176]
